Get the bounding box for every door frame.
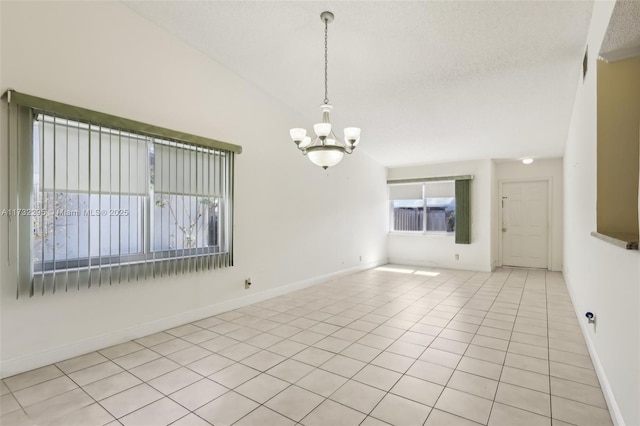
[498,178,553,270]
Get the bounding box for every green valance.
[5,90,242,154]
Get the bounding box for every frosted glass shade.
[313,123,332,137]
[290,128,307,143]
[307,147,344,169]
[344,127,361,143]
[299,136,312,148]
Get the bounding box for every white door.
[502,181,548,269]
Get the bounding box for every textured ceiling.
[600,0,640,62]
[125,1,593,168]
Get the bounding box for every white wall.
[0,2,388,376]
[387,159,493,272]
[563,2,640,425]
[495,158,564,271]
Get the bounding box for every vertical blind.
[5,91,241,298]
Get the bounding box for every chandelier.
[289,11,361,170]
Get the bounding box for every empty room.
[1,1,639,426]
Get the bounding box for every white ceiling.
[600,0,640,62]
[125,1,593,168]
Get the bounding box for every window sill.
[590,231,639,250]
[389,232,454,236]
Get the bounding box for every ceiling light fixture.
[522,158,534,165]
[289,11,360,170]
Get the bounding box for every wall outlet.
[455,254,460,260]
[359,255,362,262]
[245,278,251,289]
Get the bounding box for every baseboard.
[562,269,625,426]
[0,259,386,378]
[388,257,492,272]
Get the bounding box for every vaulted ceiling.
[125,1,593,167]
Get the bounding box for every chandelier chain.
[324,16,329,105]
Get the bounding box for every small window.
[390,181,456,233]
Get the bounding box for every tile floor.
[0,266,613,426]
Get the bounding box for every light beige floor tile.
[357,334,395,350]
[419,347,462,369]
[0,393,20,414]
[331,328,367,342]
[266,339,307,358]
[196,391,259,425]
[457,356,503,380]
[302,399,366,426]
[129,357,180,382]
[320,354,365,378]
[99,342,145,360]
[353,365,402,391]
[235,373,289,404]
[446,320,481,334]
[4,365,64,392]
[198,335,238,352]
[407,360,454,385]
[309,322,341,335]
[151,339,194,356]
[120,397,188,426]
[134,332,175,348]
[83,371,142,400]
[297,369,347,397]
[550,361,599,387]
[241,350,286,371]
[100,384,163,418]
[488,402,551,426]
[56,352,108,374]
[551,395,613,426]
[360,415,391,426]
[549,349,594,369]
[69,361,124,387]
[167,346,212,365]
[14,376,78,407]
[169,378,227,410]
[390,375,443,406]
[370,393,431,425]
[245,333,284,349]
[501,366,550,393]
[448,370,498,400]
[186,353,234,376]
[209,363,260,388]
[435,388,493,424]
[1,380,10,395]
[341,343,382,362]
[495,382,550,416]
[471,334,510,351]
[234,406,295,426]
[264,385,324,422]
[267,359,315,383]
[425,409,483,426]
[46,402,115,426]
[113,349,161,370]
[465,344,506,364]
[508,342,549,360]
[330,380,386,413]
[226,327,262,341]
[166,324,202,337]
[147,367,202,395]
[0,408,34,426]
[181,330,218,345]
[398,331,436,347]
[430,337,469,355]
[24,388,94,424]
[504,352,549,375]
[511,331,549,348]
[476,326,512,341]
[313,336,353,353]
[370,351,414,373]
[385,340,426,358]
[293,347,335,367]
[218,343,261,361]
[439,328,475,343]
[290,330,325,345]
[269,325,303,339]
[550,376,607,408]
[170,413,212,426]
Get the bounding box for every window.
[5,90,241,297]
[388,177,471,244]
[390,182,456,233]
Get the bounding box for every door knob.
[502,228,507,232]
